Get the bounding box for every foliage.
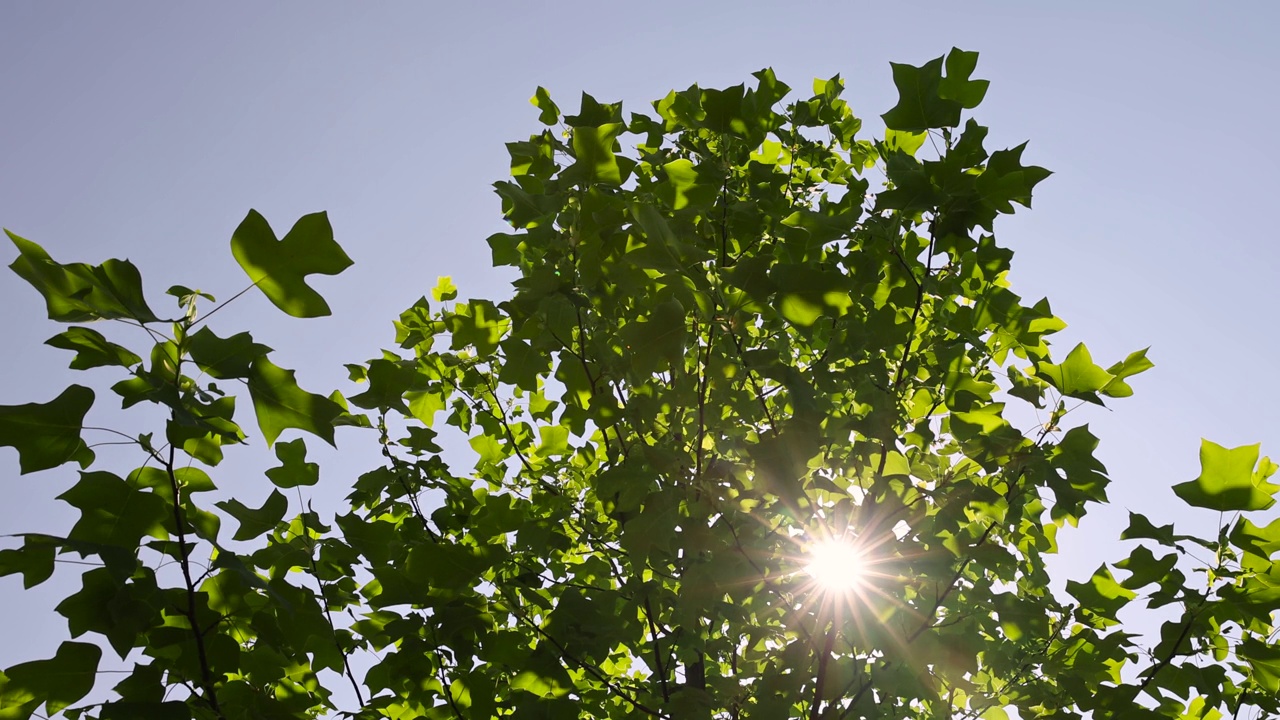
[2,49,1279,720]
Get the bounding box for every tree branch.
[643,596,671,702]
[808,628,837,720]
[164,444,225,719]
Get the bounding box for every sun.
[804,538,868,592]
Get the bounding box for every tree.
[1,48,1278,720]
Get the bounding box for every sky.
[2,0,1278,688]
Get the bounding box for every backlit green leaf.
[1034,343,1113,404]
[1101,347,1154,398]
[1172,440,1279,511]
[1066,565,1135,622]
[531,86,560,125]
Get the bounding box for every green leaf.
[347,358,422,414]
[55,566,161,658]
[264,438,319,488]
[1066,565,1136,622]
[499,338,550,392]
[656,159,716,210]
[0,385,95,474]
[1034,343,1113,404]
[1115,545,1178,590]
[621,299,686,375]
[229,209,353,318]
[246,357,342,446]
[937,48,990,108]
[881,49,986,131]
[7,231,160,323]
[445,299,509,356]
[629,202,678,249]
[99,702,191,720]
[44,327,141,370]
[0,537,55,589]
[975,143,1052,217]
[531,86,560,125]
[108,662,166,705]
[1101,347,1154,398]
[569,123,626,185]
[432,275,458,302]
[1120,512,1179,546]
[1240,639,1280,692]
[1172,440,1279,512]
[883,128,928,157]
[0,641,101,718]
[216,489,288,541]
[534,425,570,459]
[58,471,169,548]
[127,466,217,497]
[405,542,502,591]
[187,327,272,379]
[1230,516,1280,562]
[165,285,215,303]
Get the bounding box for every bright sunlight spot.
[804,539,867,592]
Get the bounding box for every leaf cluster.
[1,49,1278,720]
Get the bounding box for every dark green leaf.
[937,48,989,108]
[347,358,422,414]
[881,51,981,131]
[229,209,353,318]
[264,438,319,488]
[7,231,160,323]
[100,702,191,720]
[187,327,272,379]
[44,327,141,370]
[0,385,95,474]
[499,338,550,392]
[1121,512,1177,546]
[976,143,1052,216]
[216,489,288,542]
[58,471,169,548]
[0,537,55,589]
[1115,545,1178,590]
[246,357,342,446]
[0,641,101,718]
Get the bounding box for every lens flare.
[804,539,867,592]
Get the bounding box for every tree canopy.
[2,48,1279,720]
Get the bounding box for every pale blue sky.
[2,0,1277,682]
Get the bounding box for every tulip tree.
[2,49,1279,720]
